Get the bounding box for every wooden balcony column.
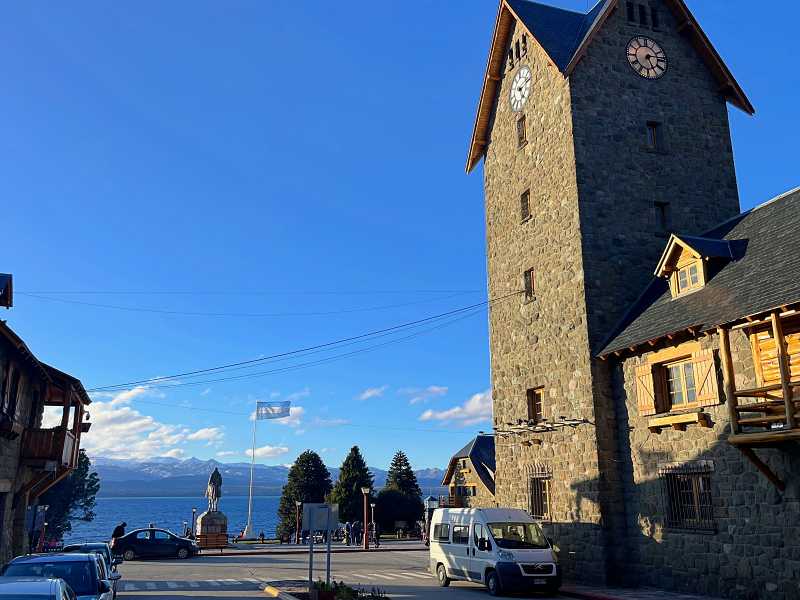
[770,311,797,429]
[58,385,71,429]
[718,326,740,434]
[70,398,83,465]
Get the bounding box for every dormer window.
[654,234,735,299]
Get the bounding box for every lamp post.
[295,501,302,545]
[370,503,376,546]
[361,487,370,550]
[191,507,197,537]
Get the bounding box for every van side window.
[452,525,469,545]
[433,523,450,543]
[473,523,491,551]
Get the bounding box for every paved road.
[117,549,565,600]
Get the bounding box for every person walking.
[344,522,351,546]
[110,522,126,551]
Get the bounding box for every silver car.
[1,554,117,600]
[0,576,77,600]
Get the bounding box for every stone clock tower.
[466,0,752,583]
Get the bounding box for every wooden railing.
[731,383,800,432]
[438,495,464,508]
[22,427,77,468]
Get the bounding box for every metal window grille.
[659,462,715,531]
[529,477,551,520]
[520,189,531,220]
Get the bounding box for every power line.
[17,288,482,296]
[16,290,478,318]
[86,291,520,392]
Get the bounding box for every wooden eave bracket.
[736,446,786,491]
[647,411,711,433]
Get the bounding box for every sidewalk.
[561,583,724,600]
[207,539,427,556]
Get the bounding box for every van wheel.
[122,549,135,561]
[436,564,450,587]
[485,570,502,596]
[177,547,189,559]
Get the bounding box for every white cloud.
[245,444,290,459]
[216,450,238,458]
[419,390,492,426]
[358,385,388,401]
[186,427,224,445]
[285,388,311,402]
[80,387,228,460]
[402,385,448,405]
[312,417,350,427]
[200,388,212,396]
[275,406,305,427]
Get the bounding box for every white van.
[428,507,560,596]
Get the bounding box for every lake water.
[65,496,281,544]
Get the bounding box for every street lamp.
[361,487,370,550]
[191,507,197,537]
[370,503,376,546]
[295,501,302,545]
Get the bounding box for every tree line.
[277,447,424,537]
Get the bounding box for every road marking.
[166,581,179,589]
[401,572,433,579]
[389,573,414,579]
[367,573,396,580]
[145,582,157,590]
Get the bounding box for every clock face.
[626,36,667,79]
[509,65,532,112]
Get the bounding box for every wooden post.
[718,326,740,434]
[59,386,70,429]
[770,311,796,429]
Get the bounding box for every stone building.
[440,435,496,508]
[465,0,799,597]
[0,283,92,565]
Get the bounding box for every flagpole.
[244,413,256,539]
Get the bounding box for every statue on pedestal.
[196,467,228,542]
[205,467,222,512]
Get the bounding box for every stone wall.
[483,19,611,583]
[616,331,800,599]
[449,457,496,509]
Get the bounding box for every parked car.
[63,543,121,598]
[112,527,198,561]
[1,553,118,600]
[0,577,77,600]
[429,507,561,596]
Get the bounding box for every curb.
[203,546,427,557]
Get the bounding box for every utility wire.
[17,288,482,296]
[94,306,485,391]
[16,290,477,318]
[87,291,520,392]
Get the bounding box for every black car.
[113,528,198,560]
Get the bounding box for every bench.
[197,533,229,553]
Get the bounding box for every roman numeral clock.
[627,36,667,79]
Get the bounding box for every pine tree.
[276,450,332,538]
[377,450,423,532]
[385,450,421,497]
[328,446,374,523]
[39,450,100,540]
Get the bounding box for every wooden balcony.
[438,495,464,508]
[727,383,800,446]
[22,426,77,469]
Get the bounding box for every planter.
[310,589,335,600]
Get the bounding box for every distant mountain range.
[90,456,446,498]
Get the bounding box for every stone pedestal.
[196,510,228,537]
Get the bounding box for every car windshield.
[4,562,96,596]
[487,522,549,550]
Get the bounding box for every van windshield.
[487,522,549,550]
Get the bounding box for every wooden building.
[0,308,91,565]
[440,435,496,508]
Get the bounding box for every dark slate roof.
[448,434,496,494]
[674,235,736,261]
[600,187,800,356]
[507,0,610,71]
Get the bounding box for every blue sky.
[1,1,797,471]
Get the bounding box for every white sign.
[302,503,339,531]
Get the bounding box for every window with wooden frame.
[516,115,527,148]
[635,345,719,416]
[523,268,535,301]
[529,475,551,520]
[526,388,543,423]
[659,462,715,531]
[520,189,531,222]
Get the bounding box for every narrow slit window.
[639,4,649,26]
[523,268,535,301]
[507,49,514,70]
[626,1,636,22]
[516,115,527,148]
[647,121,663,151]
[520,189,531,222]
[515,40,521,61]
[651,8,660,29]
[654,201,669,235]
[521,35,528,56]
